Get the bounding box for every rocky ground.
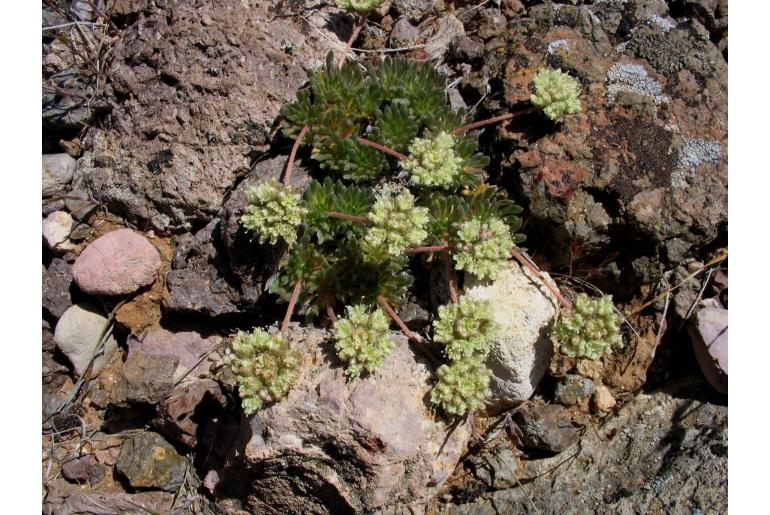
[42,0,727,513]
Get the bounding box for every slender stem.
[377,295,442,367]
[510,247,573,310]
[283,124,310,187]
[404,244,453,255]
[338,13,369,67]
[452,106,540,136]
[281,279,304,332]
[326,303,338,326]
[356,137,407,161]
[326,211,371,225]
[377,296,420,341]
[443,250,459,304]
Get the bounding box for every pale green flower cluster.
[530,69,582,120]
[431,296,496,416]
[334,305,394,378]
[365,189,429,254]
[241,178,304,246]
[223,328,302,415]
[430,357,492,416]
[401,131,465,188]
[335,0,384,11]
[454,216,514,280]
[555,293,623,359]
[434,298,496,361]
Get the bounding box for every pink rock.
[215,328,470,513]
[128,329,220,383]
[73,228,161,295]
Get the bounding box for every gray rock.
[440,379,727,513]
[155,379,227,447]
[43,258,74,319]
[115,432,188,492]
[128,328,221,384]
[671,266,703,319]
[72,0,342,232]
[663,237,691,264]
[688,307,728,393]
[166,156,306,316]
[64,189,97,222]
[390,16,419,48]
[42,211,73,250]
[42,154,77,197]
[72,228,161,296]
[110,349,178,405]
[464,262,558,411]
[425,14,465,59]
[513,404,579,453]
[392,0,436,22]
[473,9,507,40]
[450,35,484,62]
[54,303,119,377]
[61,455,96,483]
[42,489,174,515]
[397,302,431,330]
[67,223,91,243]
[468,447,519,489]
[213,328,470,513]
[554,375,596,407]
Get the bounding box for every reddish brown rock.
[73,229,161,296]
[155,379,227,447]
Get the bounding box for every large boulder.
[213,328,471,514]
[464,262,559,411]
[72,0,340,233]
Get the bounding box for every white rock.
[42,211,74,250]
[42,153,77,197]
[465,262,559,410]
[54,303,119,377]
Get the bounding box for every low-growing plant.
[554,293,623,359]
[223,18,601,416]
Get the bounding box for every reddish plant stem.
[510,247,573,310]
[281,279,304,332]
[378,296,442,367]
[326,211,371,225]
[442,249,459,304]
[326,303,338,326]
[404,244,453,255]
[452,106,540,136]
[283,124,310,187]
[338,13,369,67]
[356,137,407,161]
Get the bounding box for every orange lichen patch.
[539,158,587,199]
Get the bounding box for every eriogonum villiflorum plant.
[401,131,465,188]
[241,178,305,246]
[334,305,394,378]
[223,329,302,414]
[335,0,384,12]
[228,54,593,417]
[365,188,429,254]
[430,356,492,416]
[433,298,496,361]
[430,296,496,415]
[530,68,582,121]
[555,293,623,359]
[454,216,515,280]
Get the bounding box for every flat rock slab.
[54,303,118,377]
[110,349,178,405]
[128,328,220,383]
[214,328,470,514]
[73,228,161,296]
[115,432,187,492]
